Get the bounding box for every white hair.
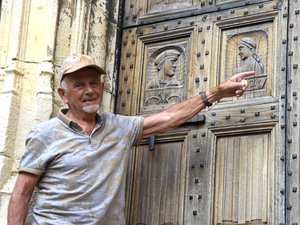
[60,79,67,89]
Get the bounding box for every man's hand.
[206,71,255,102]
[219,71,255,97]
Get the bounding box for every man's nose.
[84,85,95,93]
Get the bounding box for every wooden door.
[116,0,299,224]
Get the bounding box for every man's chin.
[82,104,100,113]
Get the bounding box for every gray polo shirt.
[19,110,143,225]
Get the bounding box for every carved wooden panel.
[128,136,188,225]
[214,133,273,225]
[210,123,285,225]
[123,0,270,27]
[123,0,196,27]
[137,29,192,113]
[211,11,280,104]
[147,0,193,14]
[223,26,270,91]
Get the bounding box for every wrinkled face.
[163,58,177,77]
[58,67,104,114]
[238,44,252,60]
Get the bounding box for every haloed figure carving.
[233,37,264,75]
[147,49,182,89]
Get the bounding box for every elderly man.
[8,54,254,225]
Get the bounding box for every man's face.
[163,58,177,77]
[238,44,252,60]
[58,67,104,114]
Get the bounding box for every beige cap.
[59,54,106,82]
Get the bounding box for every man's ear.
[100,76,105,91]
[57,87,68,104]
[100,75,105,84]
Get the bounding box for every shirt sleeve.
[19,129,49,176]
[114,114,144,147]
[129,116,144,146]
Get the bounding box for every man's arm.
[142,71,255,138]
[8,172,40,225]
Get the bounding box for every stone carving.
[146,49,181,89]
[233,37,265,75]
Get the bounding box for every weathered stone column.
[0,0,27,222]
[53,0,120,113]
[0,62,24,222]
[0,0,59,223]
[33,62,54,125]
[0,0,120,224]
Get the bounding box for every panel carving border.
[211,11,280,106]
[134,27,194,114]
[127,132,189,225]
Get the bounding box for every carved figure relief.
[149,0,192,13]
[233,37,264,75]
[143,43,187,112]
[147,49,181,89]
[225,30,269,92]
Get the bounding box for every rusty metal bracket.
[148,135,156,151]
[147,114,205,151]
[183,114,206,125]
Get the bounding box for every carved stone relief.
[143,42,187,112]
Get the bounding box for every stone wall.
[0,0,120,224]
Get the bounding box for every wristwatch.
[199,91,212,107]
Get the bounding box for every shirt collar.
[57,108,104,132]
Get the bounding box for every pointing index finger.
[239,71,256,80]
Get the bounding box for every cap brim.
[60,64,106,82]
[64,64,106,75]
